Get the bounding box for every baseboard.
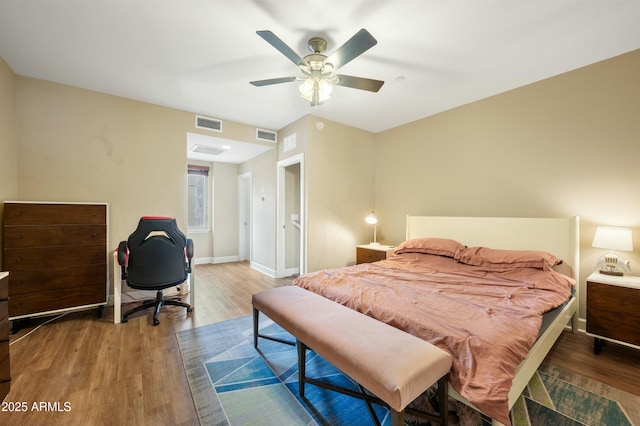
[250,261,277,278]
[284,267,300,277]
[213,255,239,264]
[194,256,241,265]
[577,317,586,333]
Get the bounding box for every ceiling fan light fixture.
[253,29,382,106]
[299,76,333,106]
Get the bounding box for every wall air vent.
[256,128,277,143]
[195,115,222,132]
[190,144,229,156]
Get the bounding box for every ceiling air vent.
[195,115,222,132]
[191,144,228,156]
[256,128,277,143]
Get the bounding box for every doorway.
[277,154,305,277]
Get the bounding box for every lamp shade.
[365,213,378,225]
[592,227,633,251]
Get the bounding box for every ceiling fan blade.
[334,75,384,92]
[256,30,308,67]
[325,29,377,71]
[250,77,297,87]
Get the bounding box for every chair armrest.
[117,241,128,266]
[186,239,194,274]
[186,239,194,260]
[117,241,128,280]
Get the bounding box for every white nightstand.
[356,244,395,264]
[586,271,640,354]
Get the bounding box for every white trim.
[9,302,107,321]
[250,261,277,278]
[213,255,240,264]
[276,153,306,278]
[194,255,242,265]
[284,267,300,277]
[238,171,252,262]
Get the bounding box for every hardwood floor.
[3,261,639,425]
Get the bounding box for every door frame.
[276,153,306,277]
[238,171,252,262]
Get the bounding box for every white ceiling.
[1,0,639,139]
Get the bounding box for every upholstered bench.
[252,285,452,426]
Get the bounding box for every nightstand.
[356,244,395,264]
[586,272,640,354]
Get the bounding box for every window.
[187,165,209,230]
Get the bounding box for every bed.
[293,215,580,426]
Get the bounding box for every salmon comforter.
[293,247,574,425]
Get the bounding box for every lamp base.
[599,269,623,276]
[369,242,380,246]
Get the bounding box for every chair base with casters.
[121,289,193,326]
[118,216,194,326]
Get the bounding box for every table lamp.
[592,226,633,276]
[365,212,379,245]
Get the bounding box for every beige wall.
[212,162,240,261]
[13,76,263,293]
[374,49,640,318]
[0,58,18,267]
[306,116,376,271]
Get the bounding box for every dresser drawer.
[587,280,640,348]
[3,224,106,248]
[3,203,106,225]
[4,244,106,270]
[10,285,106,318]
[356,246,394,264]
[357,248,386,264]
[0,314,8,361]
[8,264,106,295]
[0,351,10,401]
[0,302,7,324]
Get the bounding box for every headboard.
[405,215,580,281]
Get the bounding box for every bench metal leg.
[297,340,307,398]
[252,307,296,348]
[390,410,404,426]
[252,307,259,348]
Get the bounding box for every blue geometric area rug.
[176,315,639,426]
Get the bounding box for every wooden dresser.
[2,202,108,320]
[0,272,9,401]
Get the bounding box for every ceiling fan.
[250,29,384,107]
